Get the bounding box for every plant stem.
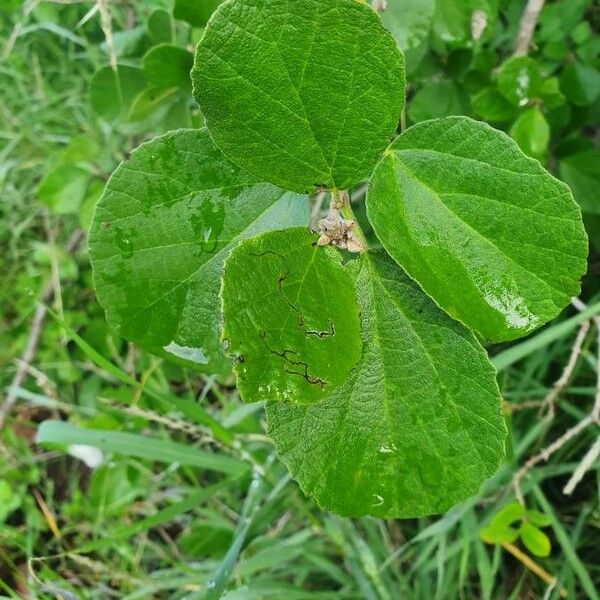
[514,0,546,56]
[501,542,567,597]
[339,196,368,249]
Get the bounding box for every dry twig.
[514,0,546,56]
[513,298,600,504]
[0,229,84,430]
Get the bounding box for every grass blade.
[36,420,248,476]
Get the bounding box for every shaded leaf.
[192,0,405,193]
[267,251,506,518]
[560,63,600,107]
[38,165,89,215]
[142,44,193,91]
[127,87,178,123]
[472,88,517,122]
[89,129,308,374]
[380,0,436,50]
[89,65,147,121]
[148,9,173,43]
[174,0,223,27]
[367,117,588,342]
[510,107,550,161]
[408,80,470,123]
[559,149,600,215]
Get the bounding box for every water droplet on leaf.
[114,228,133,259]
[379,443,397,454]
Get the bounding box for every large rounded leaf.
[221,228,361,405]
[367,117,588,342]
[192,0,405,193]
[89,129,308,373]
[267,251,506,518]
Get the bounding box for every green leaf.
[148,9,173,43]
[472,88,517,122]
[266,251,506,518]
[560,63,600,107]
[479,524,519,545]
[497,57,543,107]
[432,0,472,44]
[489,501,525,527]
[408,80,470,123]
[89,65,147,121]
[367,117,588,342]
[525,510,552,528]
[539,77,566,110]
[174,0,223,27]
[38,165,90,215]
[142,44,193,91]
[559,150,600,215]
[538,0,588,43]
[89,129,308,374]
[127,87,178,123]
[510,107,550,161]
[36,420,248,476]
[192,0,405,193]
[380,0,435,50]
[221,228,362,405]
[432,0,493,45]
[519,522,551,557]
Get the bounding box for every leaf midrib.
[392,155,569,302]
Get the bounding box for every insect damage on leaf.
[221,228,362,405]
[267,251,506,518]
[89,129,309,374]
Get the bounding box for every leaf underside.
[367,116,588,342]
[192,0,405,193]
[221,228,362,405]
[267,251,506,518]
[89,129,308,373]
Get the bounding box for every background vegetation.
[1,0,599,597]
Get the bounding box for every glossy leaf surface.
[192,0,405,193]
[367,117,588,342]
[267,251,506,518]
[221,228,361,405]
[89,129,308,373]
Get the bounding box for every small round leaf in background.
[89,65,147,121]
